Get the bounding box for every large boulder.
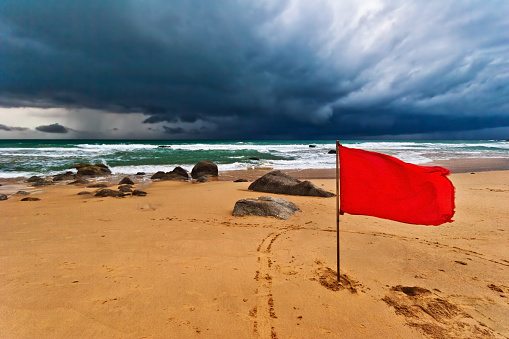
[233,196,301,220]
[191,161,218,179]
[71,163,112,176]
[248,170,334,197]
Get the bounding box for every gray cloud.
[0,0,508,139]
[0,124,29,131]
[35,123,69,133]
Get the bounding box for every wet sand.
[0,163,508,338]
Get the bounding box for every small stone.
[119,177,134,185]
[87,183,108,188]
[16,191,30,195]
[136,172,146,175]
[21,197,40,201]
[132,190,147,196]
[0,194,7,201]
[77,191,91,195]
[234,179,249,182]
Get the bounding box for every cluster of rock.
[150,161,218,182]
[231,171,334,220]
[93,177,147,198]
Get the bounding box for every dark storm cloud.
[35,123,69,133]
[0,0,508,138]
[0,124,29,131]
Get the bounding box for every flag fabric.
[339,145,455,225]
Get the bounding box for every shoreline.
[1,157,508,197]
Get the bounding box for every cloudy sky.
[1,0,508,140]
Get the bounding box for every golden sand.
[0,171,508,338]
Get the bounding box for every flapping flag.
[339,145,455,225]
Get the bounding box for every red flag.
[339,145,454,225]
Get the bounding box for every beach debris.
[94,189,126,197]
[53,171,76,181]
[16,191,30,195]
[249,170,335,197]
[71,163,112,176]
[234,179,249,182]
[21,197,40,201]
[77,191,92,195]
[191,161,218,179]
[233,196,301,220]
[132,190,147,196]
[119,177,135,185]
[0,194,7,201]
[151,167,189,181]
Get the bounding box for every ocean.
[0,140,508,180]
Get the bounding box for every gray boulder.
[248,170,334,197]
[191,161,218,179]
[233,196,301,220]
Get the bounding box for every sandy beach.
[0,166,508,338]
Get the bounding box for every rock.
[171,166,189,179]
[0,194,7,201]
[191,161,218,179]
[328,150,336,154]
[136,172,146,175]
[87,183,108,188]
[309,145,316,148]
[158,145,172,148]
[16,191,30,195]
[152,167,189,181]
[69,178,90,185]
[249,157,260,161]
[233,196,301,220]
[28,176,44,183]
[196,176,208,183]
[77,191,91,195]
[119,177,134,185]
[151,171,166,179]
[132,190,147,196]
[71,163,111,176]
[118,185,133,192]
[21,197,40,201]
[234,179,249,182]
[53,171,76,181]
[32,180,54,187]
[94,189,125,197]
[248,170,335,197]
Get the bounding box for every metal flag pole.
[336,140,341,282]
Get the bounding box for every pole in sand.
[336,140,341,282]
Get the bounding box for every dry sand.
[0,170,508,338]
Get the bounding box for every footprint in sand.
[382,285,496,338]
